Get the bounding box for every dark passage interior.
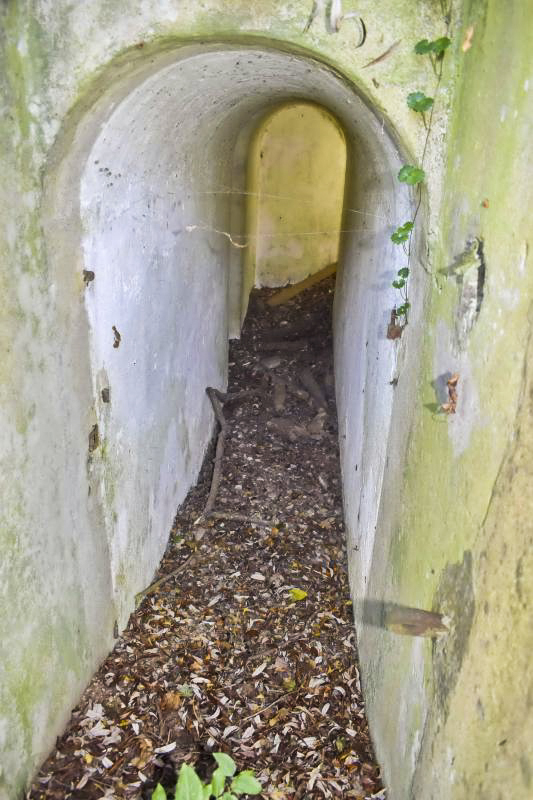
[29,278,384,799]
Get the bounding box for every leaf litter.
[28,277,385,800]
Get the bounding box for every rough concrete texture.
[0,1,531,799]
[356,2,533,799]
[247,102,346,287]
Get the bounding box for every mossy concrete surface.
[0,1,531,799]
[358,2,533,799]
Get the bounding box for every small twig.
[217,388,263,404]
[135,554,196,604]
[241,690,297,722]
[363,39,401,68]
[202,386,264,518]
[298,368,328,410]
[204,387,228,515]
[208,511,277,528]
[266,262,336,306]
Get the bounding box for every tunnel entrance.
[29,276,385,798]
[244,101,346,293]
[45,41,415,627]
[38,38,423,793]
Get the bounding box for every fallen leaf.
[154,741,177,754]
[289,588,308,602]
[441,372,459,414]
[387,309,404,340]
[161,691,182,710]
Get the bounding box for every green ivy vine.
[390,33,451,330]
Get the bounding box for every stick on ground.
[204,387,228,516]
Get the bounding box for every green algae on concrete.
[1,1,531,799]
[357,2,533,799]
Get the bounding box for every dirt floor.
[28,278,385,800]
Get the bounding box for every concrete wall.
[360,3,533,798]
[246,102,346,287]
[0,2,531,799]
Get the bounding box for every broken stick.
[204,387,228,516]
[208,511,276,528]
[266,262,337,306]
[298,368,328,410]
[203,386,264,517]
[135,553,196,605]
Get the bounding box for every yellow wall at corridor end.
[246,103,346,289]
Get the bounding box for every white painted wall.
[2,41,420,795]
[58,45,415,628]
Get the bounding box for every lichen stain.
[432,550,475,719]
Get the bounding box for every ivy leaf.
[220,794,237,800]
[289,588,308,602]
[391,222,414,244]
[414,39,433,54]
[392,279,406,289]
[391,231,409,244]
[407,91,434,112]
[432,36,451,55]
[414,37,451,56]
[398,165,425,185]
[152,785,167,800]
[398,267,410,278]
[213,753,237,778]
[396,302,411,316]
[176,763,205,800]
[230,771,262,795]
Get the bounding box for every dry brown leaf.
[161,691,182,710]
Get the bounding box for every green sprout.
[391,222,414,245]
[407,91,434,113]
[414,37,451,74]
[152,753,261,800]
[398,165,425,185]
[391,266,410,322]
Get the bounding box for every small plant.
[390,225,413,323]
[406,91,434,113]
[152,753,262,800]
[391,266,410,322]
[414,36,451,75]
[406,91,434,128]
[391,221,414,245]
[397,165,425,185]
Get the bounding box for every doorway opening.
[37,39,422,794]
[243,101,347,299]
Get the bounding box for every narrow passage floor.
[29,278,385,800]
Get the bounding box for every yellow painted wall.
[245,103,346,290]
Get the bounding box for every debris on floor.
[28,277,385,799]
